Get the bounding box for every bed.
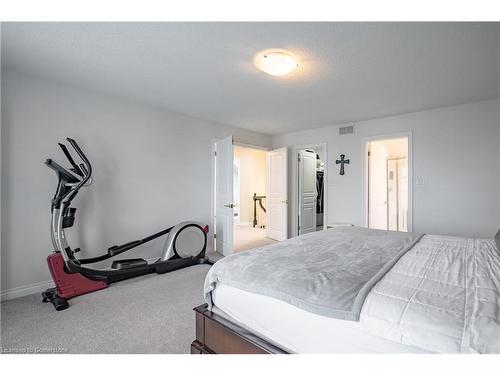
[191,227,500,354]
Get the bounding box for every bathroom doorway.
[363,135,412,232]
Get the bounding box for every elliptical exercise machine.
[42,138,212,311]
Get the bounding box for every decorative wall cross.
[336,154,350,175]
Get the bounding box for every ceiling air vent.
[339,125,354,135]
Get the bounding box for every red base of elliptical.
[46,252,108,299]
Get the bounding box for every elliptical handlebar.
[45,159,81,184]
[66,138,92,181]
[46,138,93,205]
[58,142,83,176]
[59,138,92,203]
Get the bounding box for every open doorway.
[363,135,412,232]
[232,145,276,252]
[212,138,286,257]
[295,144,328,236]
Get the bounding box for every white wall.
[272,99,500,239]
[0,70,271,298]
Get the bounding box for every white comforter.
[359,234,500,353]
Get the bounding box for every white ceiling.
[2,22,499,135]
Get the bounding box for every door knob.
[224,203,235,208]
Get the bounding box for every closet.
[316,155,325,229]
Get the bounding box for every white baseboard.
[1,280,54,302]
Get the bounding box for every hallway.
[233,224,277,253]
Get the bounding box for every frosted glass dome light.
[254,50,298,76]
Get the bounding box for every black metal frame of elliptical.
[45,138,213,286]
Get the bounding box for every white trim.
[233,141,270,151]
[361,132,413,232]
[210,138,219,254]
[1,280,54,301]
[292,143,328,237]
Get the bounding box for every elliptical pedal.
[111,258,148,270]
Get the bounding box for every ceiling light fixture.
[254,50,298,76]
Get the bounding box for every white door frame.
[361,132,413,232]
[233,158,241,224]
[292,143,328,237]
[210,139,271,253]
[210,138,218,253]
[233,141,270,151]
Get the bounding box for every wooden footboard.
[191,304,288,354]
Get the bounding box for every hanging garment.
[316,171,324,214]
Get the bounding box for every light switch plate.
[416,177,425,185]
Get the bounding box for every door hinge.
[214,233,217,238]
[214,151,217,156]
[297,154,301,162]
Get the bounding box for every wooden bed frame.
[191,304,289,354]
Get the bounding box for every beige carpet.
[233,224,277,253]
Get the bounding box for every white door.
[216,136,234,256]
[397,159,408,232]
[387,159,398,231]
[266,147,288,241]
[233,159,241,224]
[298,150,317,235]
[368,142,388,230]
